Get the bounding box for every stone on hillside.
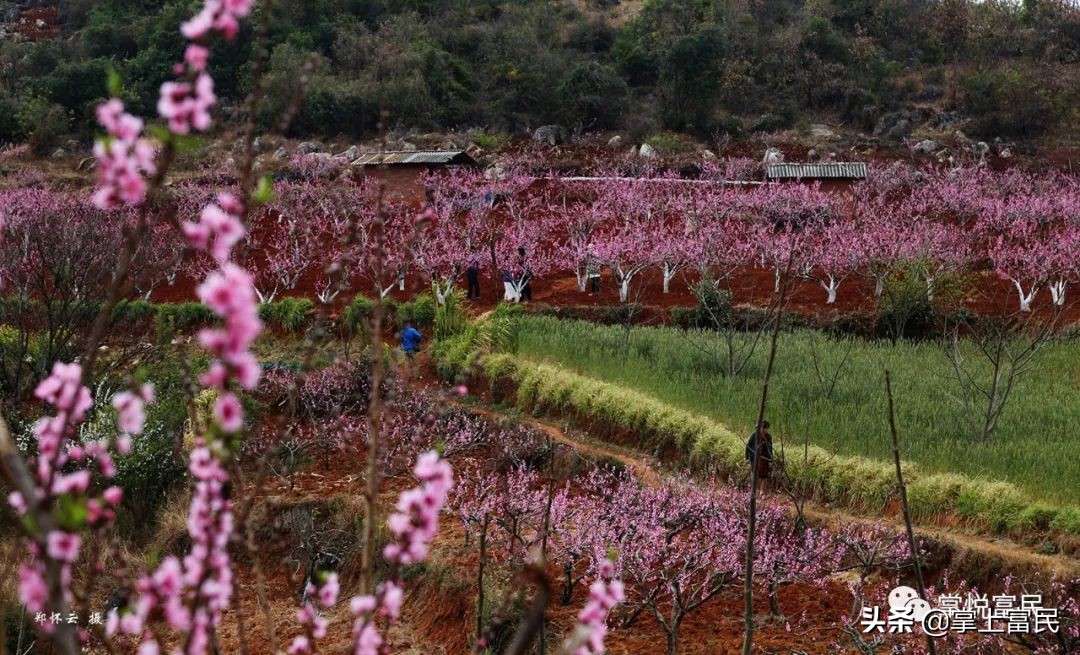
[399,141,418,151]
[808,124,836,139]
[296,141,322,155]
[639,143,657,159]
[762,147,783,164]
[273,147,289,160]
[340,145,360,160]
[913,139,938,155]
[50,148,66,159]
[607,135,623,148]
[532,124,567,146]
[807,148,820,161]
[702,149,717,161]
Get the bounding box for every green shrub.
[260,298,314,332]
[343,294,376,335]
[434,290,469,342]
[154,302,215,341]
[1049,508,1080,535]
[472,131,511,151]
[398,293,436,326]
[110,299,157,327]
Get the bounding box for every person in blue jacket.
[401,321,423,358]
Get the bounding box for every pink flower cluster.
[10,363,135,631]
[181,0,255,40]
[383,451,453,565]
[349,451,452,655]
[562,558,625,655]
[158,75,216,135]
[107,439,234,655]
[182,193,245,263]
[112,383,155,453]
[92,99,157,209]
[183,195,262,433]
[287,573,340,655]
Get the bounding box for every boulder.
[808,124,836,139]
[252,136,265,152]
[340,145,360,160]
[912,139,938,155]
[273,147,290,160]
[532,125,567,146]
[50,148,66,159]
[807,148,820,161]
[702,149,717,161]
[639,143,657,159]
[607,135,623,148]
[873,110,916,141]
[762,147,784,165]
[1000,147,1013,159]
[974,141,990,156]
[296,141,322,155]
[399,141,418,151]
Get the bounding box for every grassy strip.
[478,353,1080,537]
[511,316,1080,504]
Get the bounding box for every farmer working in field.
[466,257,481,300]
[745,420,773,494]
[401,321,423,377]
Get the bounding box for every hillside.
[0,0,1078,158]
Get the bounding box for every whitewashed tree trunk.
[773,267,781,294]
[398,277,405,291]
[874,276,884,297]
[819,275,839,304]
[255,286,278,304]
[619,278,630,303]
[432,278,455,305]
[925,275,936,303]
[575,265,588,292]
[662,262,684,294]
[1050,279,1067,306]
[1011,279,1037,312]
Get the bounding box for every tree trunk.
[743,258,791,655]
[1012,279,1035,312]
[666,617,681,655]
[476,513,489,646]
[885,372,936,655]
[1050,280,1066,306]
[769,581,781,617]
[619,278,630,303]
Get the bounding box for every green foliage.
[15,96,70,156]
[433,303,522,381]
[110,299,158,327]
[154,302,216,342]
[398,293,436,326]
[2,0,1073,142]
[962,67,1076,138]
[557,61,628,129]
[511,315,1080,505]
[433,290,468,342]
[344,293,376,335]
[471,130,510,151]
[480,351,1078,535]
[259,298,315,332]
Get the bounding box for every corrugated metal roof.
[351,150,477,166]
[765,162,867,179]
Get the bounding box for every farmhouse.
[352,149,479,201]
